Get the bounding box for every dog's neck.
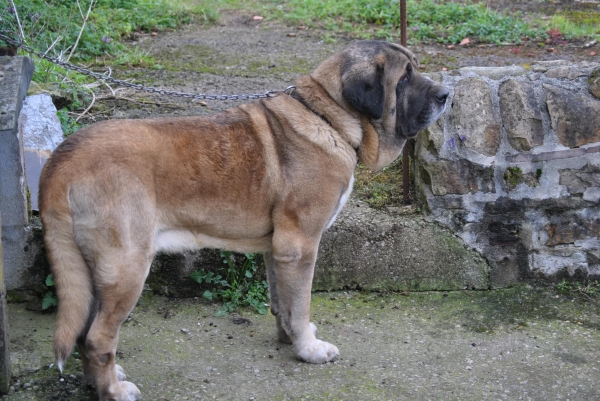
[291,75,363,151]
[291,75,387,170]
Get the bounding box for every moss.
[6,290,27,303]
[504,166,523,190]
[353,158,405,209]
[26,186,32,222]
[536,168,543,180]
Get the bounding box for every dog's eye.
[398,63,412,84]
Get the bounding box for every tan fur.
[39,40,448,401]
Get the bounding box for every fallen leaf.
[442,67,448,71]
[253,15,264,21]
[199,101,207,107]
[459,38,470,46]
[547,47,556,53]
[447,45,455,50]
[151,32,157,37]
[287,33,297,37]
[590,51,597,56]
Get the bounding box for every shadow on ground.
[4,286,599,400]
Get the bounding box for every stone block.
[458,65,526,80]
[545,218,600,246]
[545,84,600,147]
[450,77,500,156]
[546,66,571,79]
[420,158,495,196]
[418,117,444,157]
[559,163,600,195]
[19,94,65,211]
[499,79,543,151]
[590,67,600,99]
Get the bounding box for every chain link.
[0,32,295,101]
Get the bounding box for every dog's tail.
[41,204,94,372]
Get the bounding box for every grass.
[549,12,600,39]
[257,0,546,44]
[1,0,217,64]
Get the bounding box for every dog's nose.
[435,87,449,104]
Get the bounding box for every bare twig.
[43,35,63,57]
[76,88,96,122]
[97,94,185,108]
[8,0,26,41]
[65,0,96,63]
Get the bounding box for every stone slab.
[0,214,11,394]
[0,57,34,132]
[0,57,34,291]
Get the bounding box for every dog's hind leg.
[83,253,151,401]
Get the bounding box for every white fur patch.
[327,174,354,229]
[154,230,198,253]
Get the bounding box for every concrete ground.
[3,285,599,401]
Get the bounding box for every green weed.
[42,274,58,310]
[555,279,600,301]
[191,252,269,316]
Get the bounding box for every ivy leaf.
[45,274,55,287]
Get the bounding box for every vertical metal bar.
[400,0,410,203]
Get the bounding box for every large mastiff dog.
[39,40,448,400]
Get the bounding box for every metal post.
[400,0,410,203]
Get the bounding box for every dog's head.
[313,40,449,170]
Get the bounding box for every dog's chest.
[326,174,354,229]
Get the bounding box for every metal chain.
[0,32,295,101]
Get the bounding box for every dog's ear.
[342,63,385,120]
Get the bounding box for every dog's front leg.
[271,237,339,363]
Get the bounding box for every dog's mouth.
[396,86,449,139]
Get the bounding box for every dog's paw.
[296,339,339,364]
[108,381,142,401]
[115,364,127,381]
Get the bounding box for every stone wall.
[415,61,600,287]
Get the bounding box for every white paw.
[121,381,142,401]
[296,339,339,364]
[115,364,127,381]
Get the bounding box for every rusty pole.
[400,0,410,203]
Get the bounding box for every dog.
[39,40,449,400]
